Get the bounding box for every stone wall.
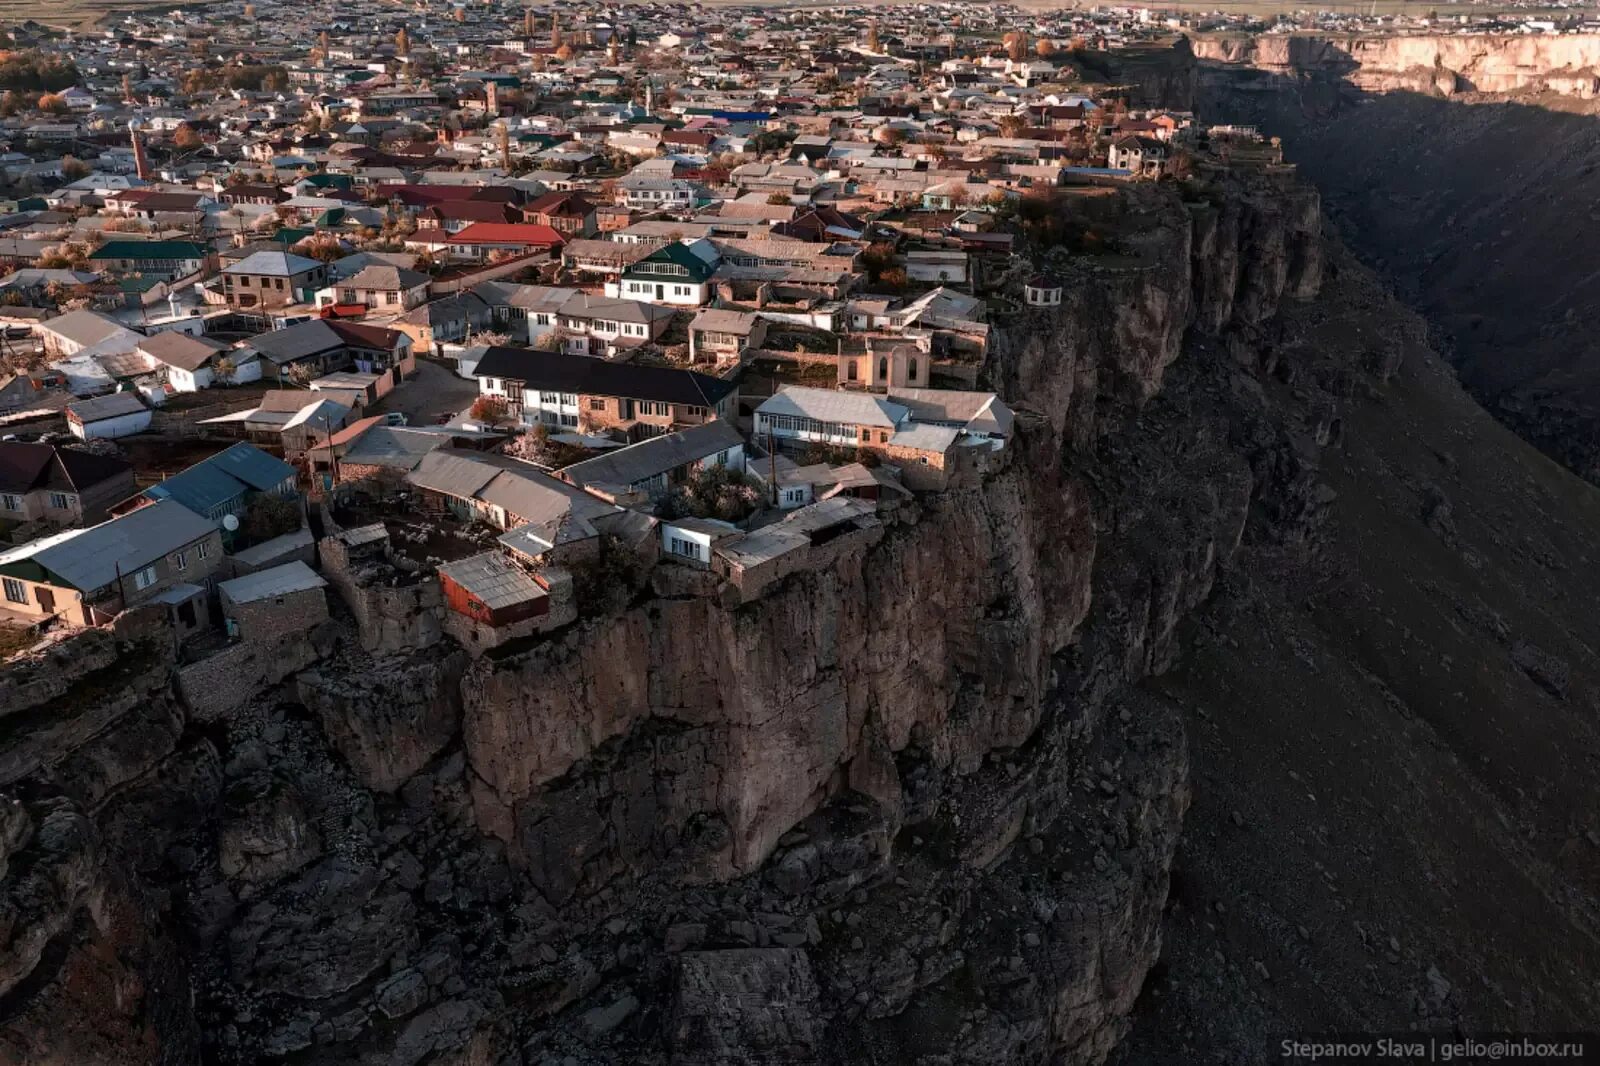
[226,587,329,644]
[174,622,335,722]
[318,531,443,653]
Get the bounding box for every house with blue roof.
[126,443,297,540]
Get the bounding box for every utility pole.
[767,428,777,505]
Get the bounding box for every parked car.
[384,412,408,426]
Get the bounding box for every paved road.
[373,358,482,426]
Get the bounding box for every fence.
[428,252,549,295]
[148,397,262,438]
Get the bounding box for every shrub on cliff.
[657,465,765,523]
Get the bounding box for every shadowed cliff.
[1196,35,1600,484]
[1114,244,1600,1063]
[0,173,1340,1066]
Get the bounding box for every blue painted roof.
[142,443,293,515]
[205,442,295,491]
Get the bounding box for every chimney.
[500,123,511,170]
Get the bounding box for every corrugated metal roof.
[143,443,293,514]
[756,386,907,429]
[887,423,961,452]
[558,421,743,492]
[67,391,147,422]
[0,498,213,593]
[219,560,327,604]
[437,551,545,610]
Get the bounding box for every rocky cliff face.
[1194,32,1600,98]
[0,172,1358,1065]
[1195,33,1600,485]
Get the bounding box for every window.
[909,357,919,382]
[560,414,578,427]
[668,536,701,560]
[132,565,157,591]
[877,356,888,381]
[540,391,559,404]
[0,494,20,511]
[48,492,71,510]
[172,550,188,571]
[589,398,608,411]
[197,540,210,560]
[2,577,25,604]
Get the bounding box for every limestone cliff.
[1194,31,1600,99]
[0,171,1355,1066]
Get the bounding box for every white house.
[604,239,719,308]
[478,371,581,430]
[136,331,242,392]
[659,515,741,568]
[66,392,151,440]
[1024,274,1063,307]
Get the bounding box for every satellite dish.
[222,514,240,532]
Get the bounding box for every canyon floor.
[1116,249,1600,1062]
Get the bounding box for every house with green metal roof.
[608,239,720,307]
[88,240,210,279]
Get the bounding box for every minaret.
[499,123,511,170]
[485,80,499,114]
[129,119,151,181]
[644,83,653,114]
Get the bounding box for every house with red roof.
[404,222,566,263]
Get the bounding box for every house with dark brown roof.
[0,441,135,528]
[522,191,598,238]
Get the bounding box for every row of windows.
[635,262,690,277]
[562,317,652,337]
[1,492,75,511]
[626,281,696,298]
[759,413,848,438]
[667,536,703,560]
[343,288,404,306]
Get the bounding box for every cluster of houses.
[0,1,1295,664]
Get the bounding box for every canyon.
[6,40,1600,1063]
[0,172,1339,1064]
[1194,30,1600,485]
